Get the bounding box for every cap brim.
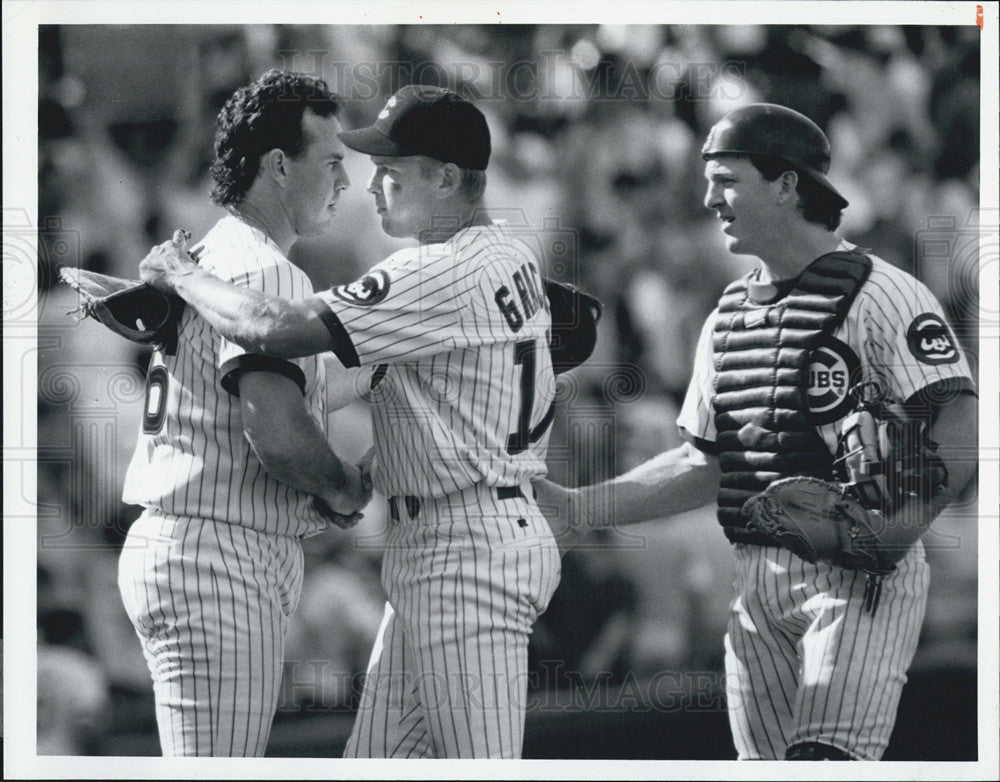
[337,126,409,157]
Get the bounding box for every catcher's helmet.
[702,103,848,208]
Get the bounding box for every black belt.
[496,485,527,501]
[389,485,530,521]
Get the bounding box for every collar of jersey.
[223,214,283,253]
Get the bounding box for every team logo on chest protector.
[804,335,861,424]
[332,270,391,306]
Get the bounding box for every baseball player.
[536,104,977,760]
[139,85,562,759]
[117,71,370,756]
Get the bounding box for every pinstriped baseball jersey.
[122,215,331,538]
[307,221,555,498]
[305,219,559,758]
[677,243,974,449]
[676,240,973,759]
[119,215,328,756]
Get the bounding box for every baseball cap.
[702,103,848,208]
[339,85,491,170]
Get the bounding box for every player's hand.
[532,478,584,557]
[140,229,198,293]
[322,462,373,516]
[311,495,364,530]
[354,457,375,506]
[357,446,376,481]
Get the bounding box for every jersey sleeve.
[202,245,314,397]
[305,248,486,367]
[858,271,975,405]
[676,309,718,452]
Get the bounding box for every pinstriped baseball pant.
[118,511,304,756]
[344,484,561,758]
[724,541,929,760]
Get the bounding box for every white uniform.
[306,221,561,758]
[118,215,329,756]
[677,243,974,759]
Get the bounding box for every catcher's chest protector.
[711,250,872,544]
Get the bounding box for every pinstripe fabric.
[122,216,330,537]
[312,222,554,498]
[344,485,561,758]
[675,241,971,759]
[118,511,304,756]
[119,216,328,756]
[308,221,558,758]
[724,542,928,759]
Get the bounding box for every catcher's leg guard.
[785,741,854,760]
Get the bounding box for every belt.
[389,485,531,521]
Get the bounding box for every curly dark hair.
[210,70,341,207]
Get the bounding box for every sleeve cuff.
[220,354,307,397]
[678,426,718,455]
[305,295,360,368]
[902,376,978,419]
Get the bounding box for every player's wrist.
[317,489,360,517]
[153,263,202,302]
[573,485,606,533]
[168,260,206,289]
[564,487,583,532]
[327,461,371,509]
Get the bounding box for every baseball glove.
[545,279,602,374]
[742,476,897,575]
[59,267,185,347]
[742,383,947,589]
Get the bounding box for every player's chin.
[303,215,336,237]
[724,236,753,255]
[378,217,408,239]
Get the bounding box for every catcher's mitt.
[742,475,897,575]
[742,382,947,612]
[59,268,185,347]
[545,279,602,374]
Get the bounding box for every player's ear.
[775,170,798,204]
[261,149,288,187]
[437,163,462,199]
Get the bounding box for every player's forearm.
[246,410,361,505]
[923,391,978,516]
[169,266,322,358]
[573,442,721,530]
[256,440,357,502]
[885,391,977,534]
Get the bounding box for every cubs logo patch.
[332,270,391,306]
[804,335,861,424]
[906,313,959,365]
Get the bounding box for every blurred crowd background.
[34,23,982,757]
